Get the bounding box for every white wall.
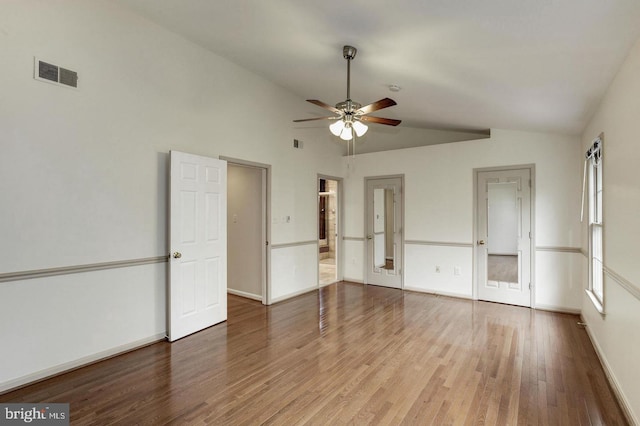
[342,128,583,310]
[0,265,166,390]
[580,36,640,424]
[0,0,343,390]
[270,243,318,302]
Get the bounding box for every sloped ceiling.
[116,0,640,138]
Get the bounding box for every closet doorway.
[318,176,341,287]
[474,166,533,307]
[365,176,403,289]
[224,158,270,304]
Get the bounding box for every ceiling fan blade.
[307,100,342,114]
[293,116,338,123]
[357,98,397,115]
[360,116,402,126]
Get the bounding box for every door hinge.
[529,231,531,239]
[529,283,532,290]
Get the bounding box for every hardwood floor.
[1,282,627,425]
[319,257,336,286]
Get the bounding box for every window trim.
[585,135,604,314]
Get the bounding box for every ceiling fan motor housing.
[335,100,362,113]
[343,45,357,60]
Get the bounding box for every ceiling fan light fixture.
[352,120,368,137]
[329,119,345,136]
[292,45,401,142]
[340,125,353,141]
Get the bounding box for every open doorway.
[225,158,270,304]
[318,177,340,286]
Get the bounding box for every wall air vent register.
[34,57,78,88]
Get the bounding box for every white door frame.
[317,175,344,286]
[473,164,536,306]
[221,156,271,305]
[364,175,404,288]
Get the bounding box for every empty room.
[1,1,639,424]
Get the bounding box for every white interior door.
[366,177,402,288]
[476,168,531,307]
[169,151,227,341]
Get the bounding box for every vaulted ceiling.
[117,0,640,136]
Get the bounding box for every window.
[586,136,604,312]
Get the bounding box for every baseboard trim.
[534,304,581,315]
[227,288,262,301]
[403,286,472,300]
[343,277,364,284]
[580,315,638,426]
[400,289,582,314]
[270,286,318,304]
[0,333,166,395]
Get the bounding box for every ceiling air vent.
[34,57,78,88]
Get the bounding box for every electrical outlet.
[435,266,440,273]
[454,267,461,276]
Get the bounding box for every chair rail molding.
[0,255,169,283]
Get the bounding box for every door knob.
[172,252,182,259]
[477,240,485,245]
[367,235,373,240]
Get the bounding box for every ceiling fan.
[294,45,401,141]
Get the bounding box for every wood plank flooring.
[319,258,336,286]
[1,282,627,425]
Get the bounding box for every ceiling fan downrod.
[292,44,401,131]
[343,45,357,107]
